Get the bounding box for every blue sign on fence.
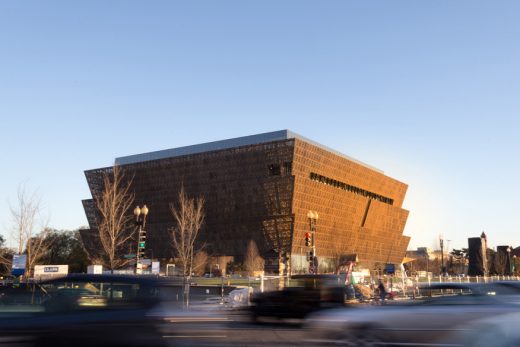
[11,254,27,276]
[385,263,395,274]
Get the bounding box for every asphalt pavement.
[158,311,312,347]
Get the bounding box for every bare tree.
[26,228,54,277]
[494,251,508,275]
[192,250,208,276]
[9,184,53,278]
[244,240,264,275]
[331,239,347,274]
[169,187,205,277]
[0,235,13,275]
[0,249,10,268]
[450,249,467,275]
[94,166,135,272]
[0,251,13,275]
[213,256,232,277]
[10,185,40,255]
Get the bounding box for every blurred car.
[250,274,345,322]
[42,287,108,312]
[305,282,520,346]
[0,274,166,347]
[0,282,35,305]
[488,280,520,297]
[440,311,520,347]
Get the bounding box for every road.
[158,311,312,347]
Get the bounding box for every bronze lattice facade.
[82,130,410,273]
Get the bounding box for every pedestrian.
[378,279,387,303]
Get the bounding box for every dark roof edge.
[115,129,383,174]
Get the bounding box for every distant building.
[468,232,488,276]
[406,247,436,260]
[81,130,410,274]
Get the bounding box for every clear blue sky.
[1,1,520,252]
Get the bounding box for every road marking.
[164,317,230,323]
[305,339,462,347]
[163,335,227,338]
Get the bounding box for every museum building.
[81,130,410,274]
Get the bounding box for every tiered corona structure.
[82,130,410,274]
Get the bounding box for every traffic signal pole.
[311,223,316,274]
[306,210,319,274]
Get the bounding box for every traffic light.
[305,232,311,247]
[137,230,147,258]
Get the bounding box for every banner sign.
[87,265,103,274]
[34,265,69,279]
[11,254,27,276]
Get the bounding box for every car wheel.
[251,310,269,325]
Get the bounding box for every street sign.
[124,253,136,259]
[385,263,395,274]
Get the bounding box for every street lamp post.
[134,205,149,274]
[439,234,445,277]
[507,246,512,276]
[307,210,319,274]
